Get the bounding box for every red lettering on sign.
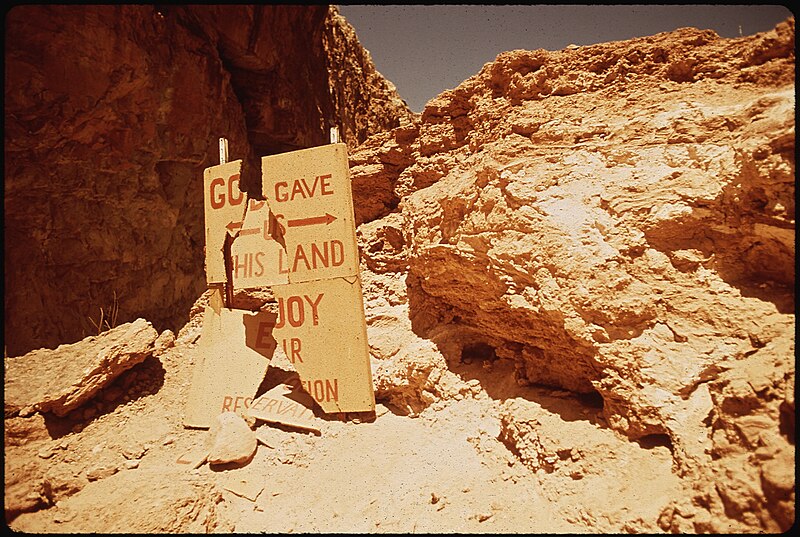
[281,337,303,363]
[210,177,225,209]
[274,294,323,329]
[231,251,270,280]
[273,175,336,202]
[282,240,345,273]
[233,253,247,279]
[249,396,312,419]
[256,321,273,348]
[292,244,309,273]
[319,174,334,196]
[209,174,244,210]
[254,251,265,277]
[220,395,252,413]
[287,296,304,327]
[301,378,339,403]
[274,182,288,202]
[228,174,244,206]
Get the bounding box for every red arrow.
[287,213,337,228]
[226,221,243,232]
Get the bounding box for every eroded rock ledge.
[353,18,795,532]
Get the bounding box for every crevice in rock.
[636,433,674,452]
[576,389,605,410]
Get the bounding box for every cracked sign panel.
[204,160,246,285]
[200,143,374,415]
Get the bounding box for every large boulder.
[4,319,158,417]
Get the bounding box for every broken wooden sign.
[186,142,374,428]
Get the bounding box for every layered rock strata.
[4,5,413,356]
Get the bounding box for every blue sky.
[338,4,794,112]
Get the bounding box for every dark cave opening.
[460,342,497,365]
[636,433,674,451]
[576,389,605,410]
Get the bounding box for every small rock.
[37,447,55,459]
[154,329,176,354]
[53,508,76,524]
[124,459,140,470]
[207,411,257,465]
[476,512,493,522]
[86,465,119,481]
[430,492,439,504]
[122,445,146,460]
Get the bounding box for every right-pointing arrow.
[287,213,337,228]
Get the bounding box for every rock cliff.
[353,18,795,532]
[4,5,413,356]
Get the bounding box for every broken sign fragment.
[183,297,275,429]
[245,379,321,434]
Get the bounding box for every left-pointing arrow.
[226,221,243,232]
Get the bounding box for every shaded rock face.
[4,5,413,356]
[352,19,795,532]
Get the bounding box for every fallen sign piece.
[244,380,321,434]
[268,275,375,414]
[183,290,274,429]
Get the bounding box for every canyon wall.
[4,5,413,356]
[352,18,795,532]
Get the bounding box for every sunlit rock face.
[352,18,795,532]
[4,5,413,356]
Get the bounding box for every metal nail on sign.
[188,142,374,427]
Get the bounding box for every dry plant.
[88,290,120,335]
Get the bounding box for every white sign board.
[191,142,374,420]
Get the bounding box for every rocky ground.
[4,15,795,534]
[5,285,680,533]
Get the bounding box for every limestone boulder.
[4,319,158,417]
[206,412,257,466]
